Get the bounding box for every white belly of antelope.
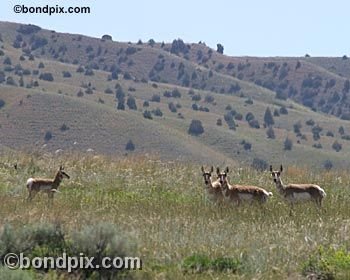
[288,192,311,202]
[238,193,254,201]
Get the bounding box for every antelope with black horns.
[270,165,326,213]
[201,166,224,204]
[26,166,70,203]
[217,167,273,206]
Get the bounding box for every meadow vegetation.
[0,151,350,279]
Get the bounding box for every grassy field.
[1,151,350,279]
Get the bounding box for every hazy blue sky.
[1,0,349,56]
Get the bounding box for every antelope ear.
[59,165,63,171]
[225,167,229,173]
[270,165,273,172]
[280,165,283,172]
[210,166,214,173]
[201,166,204,173]
[216,167,220,175]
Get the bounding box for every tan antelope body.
[270,165,326,211]
[217,167,273,205]
[201,166,223,203]
[26,166,70,202]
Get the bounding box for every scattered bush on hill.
[125,140,135,151]
[188,120,204,136]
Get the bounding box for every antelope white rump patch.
[26,178,34,187]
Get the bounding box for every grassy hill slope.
[1,21,350,168]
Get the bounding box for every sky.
[1,0,349,57]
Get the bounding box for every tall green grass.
[0,151,350,279]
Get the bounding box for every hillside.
[1,21,350,168]
[168,43,350,119]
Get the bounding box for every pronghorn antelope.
[201,166,223,203]
[217,167,273,205]
[26,166,70,203]
[270,165,326,211]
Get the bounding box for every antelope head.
[58,166,70,180]
[217,167,229,187]
[270,165,283,183]
[201,166,214,185]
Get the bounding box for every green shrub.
[76,65,84,73]
[127,96,137,110]
[243,142,252,151]
[6,76,17,86]
[151,94,160,102]
[170,39,189,55]
[62,71,72,78]
[0,223,137,279]
[17,24,41,34]
[143,110,153,119]
[284,137,293,150]
[0,223,65,261]
[104,87,113,94]
[101,34,112,41]
[39,72,54,82]
[204,94,214,103]
[293,121,302,134]
[306,119,315,126]
[264,107,274,126]
[323,160,333,171]
[192,94,201,101]
[3,56,12,65]
[302,247,350,280]
[152,108,163,117]
[0,267,33,280]
[172,88,181,98]
[332,141,342,152]
[216,44,224,54]
[245,112,255,122]
[126,46,137,55]
[60,123,69,132]
[245,98,253,105]
[182,254,211,272]
[44,131,52,141]
[125,140,135,151]
[279,106,288,115]
[182,254,242,273]
[84,68,94,76]
[30,35,48,50]
[248,119,260,129]
[70,223,137,279]
[251,158,268,171]
[168,102,177,113]
[188,120,204,136]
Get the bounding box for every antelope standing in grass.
[270,165,326,213]
[217,167,273,205]
[201,166,223,204]
[26,166,70,203]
